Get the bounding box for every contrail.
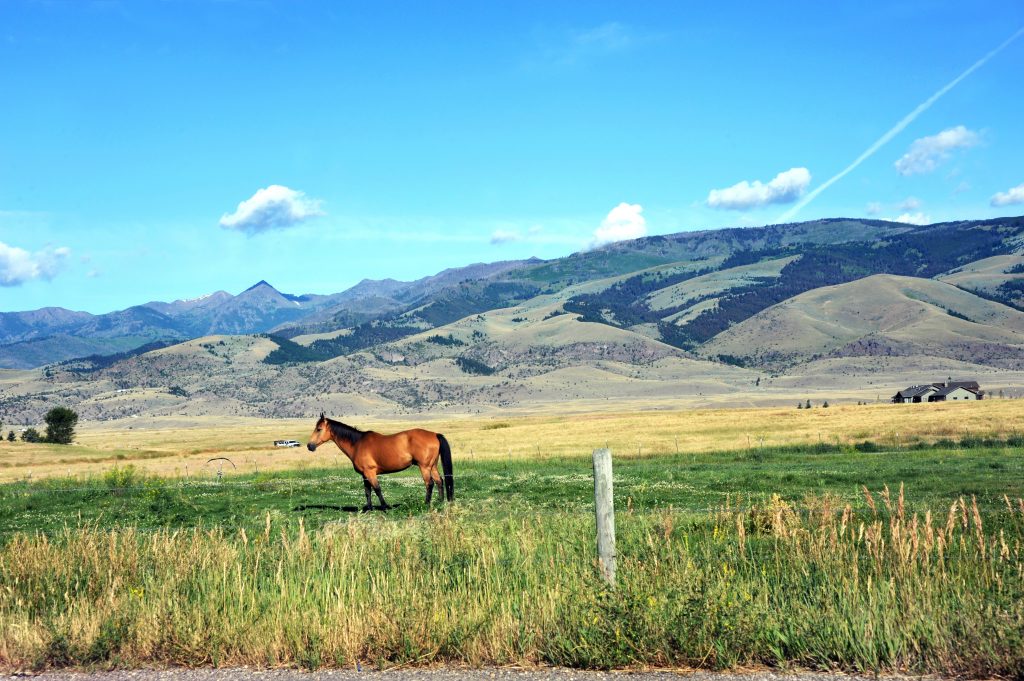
[779,26,1024,223]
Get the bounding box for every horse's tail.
[437,433,454,501]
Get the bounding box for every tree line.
[2,406,78,444]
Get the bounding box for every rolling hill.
[699,274,1024,369]
[3,215,1024,422]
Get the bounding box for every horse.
[306,413,453,511]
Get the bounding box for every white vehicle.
[273,440,302,447]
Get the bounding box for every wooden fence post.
[592,447,616,586]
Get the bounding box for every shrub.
[103,465,140,489]
[21,428,42,443]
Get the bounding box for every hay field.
[2,399,1023,482]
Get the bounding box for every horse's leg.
[430,464,443,504]
[365,470,391,510]
[420,465,435,505]
[361,475,374,512]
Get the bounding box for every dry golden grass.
[2,399,1023,482]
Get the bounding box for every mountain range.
[2,216,1024,422]
[0,259,537,369]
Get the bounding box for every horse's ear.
[319,411,325,420]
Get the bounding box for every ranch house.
[891,380,983,403]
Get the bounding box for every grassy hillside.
[0,335,160,370]
[938,253,1024,307]
[701,274,1024,368]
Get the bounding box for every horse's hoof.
[361,505,374,513]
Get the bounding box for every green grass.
[1,443,1021,537]
[1,443,1023,675]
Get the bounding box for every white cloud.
[219,185,324,234]
[490,229,522,244]
[991,182,1024,207]
[865,202,882,216]
[489,224,558,246]
[895,212,931,225]
[779,28,1024,222]
[894,126,980,176]
[593,203,646,246]
[898,196,922,211]
[707,167,811,211]
[0,241,70,286]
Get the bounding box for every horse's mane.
[326,417,366,444]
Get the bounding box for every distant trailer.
[274,440,301,447]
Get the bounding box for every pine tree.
[44,407,78,445]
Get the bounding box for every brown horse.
[306,413,453,511]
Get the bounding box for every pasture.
[4,399,1024,482]
[0,401,1023,675]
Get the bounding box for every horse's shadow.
[292,503,401,514]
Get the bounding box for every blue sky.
[1,0,1023,314]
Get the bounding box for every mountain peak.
[243,280,278,293]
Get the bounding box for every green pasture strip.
[1,503,1021,676]
[0,444,1022,537]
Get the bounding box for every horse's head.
[307,412,330,452]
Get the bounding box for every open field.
[1,402,1023,675]
[3,400,1024,482]
[2,443,1024,536]
[1,471,1022,675]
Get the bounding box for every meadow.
[0,401,1023,675]
[5,399,1024,482]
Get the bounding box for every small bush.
[103,465,140,490]
[20,428,42,443]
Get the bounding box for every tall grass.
[1,488,1022,675]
